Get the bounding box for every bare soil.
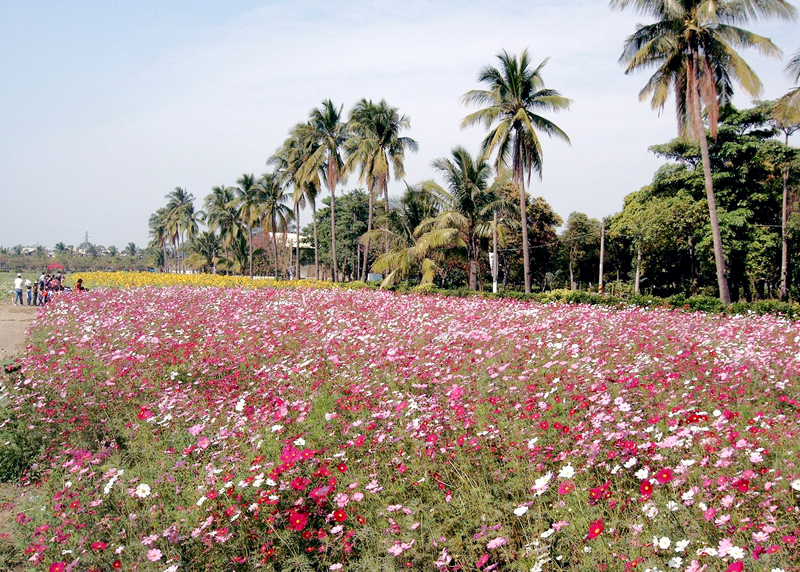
[0,303,37,569]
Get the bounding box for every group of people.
[12,272,86,306]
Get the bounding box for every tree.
[232,174,262,278]
[417,147,509,290]
[299,100,349,282]
[204,186,239,274]
[462,49,571,293]
[123,242,138,257]
[776,48,800,116]
[259,172,293,279]
[771,97,800,300]
[346,99,419,279]
[148,207,171,272]
[189,231,221,273]
[562,212,602,291]
[612,0,795,303]
[311,189,370,281]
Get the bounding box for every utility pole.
[598,217,606,295]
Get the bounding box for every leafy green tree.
[204,186,239,273]
[123,243,138,257]
[311,189,370,281]
[462,49,571,293]
[148,207,171,272]
[189,231,221,273]
[612,0,795,303]
[561,212,601,291]
[771,99,800,300]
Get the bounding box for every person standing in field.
[32,278,39,306]
[25,278,32,305]
[13,273,24,305]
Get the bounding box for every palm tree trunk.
[248,227,254,278]
[330,186,338,283]
[514,133,531,294]
[468,235,478,291]
[492,210,498,294]
[295,202,301,280]
[634,244,642,296]
[312,202,319,280]
[689,54,731,304]
[382,175,390,254]
[162,242,168,273]
[273,217,280,280]
[569,254,575,291]
[781,132,790,301]
[361,185,374,282]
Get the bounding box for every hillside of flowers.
[4,287,800,571]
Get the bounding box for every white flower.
[657,536,671,550]
[513,506,529,516]
[270,424,283,432]
[235,399,245,412]
[790,479,800,492]
[642,503,659,519]
[558,464,575,479]
[527,438,539,449]
[294,437,306,446]
[674,539,690,553]
[771,568,786,572]
[666,500,680,512]
[713,409,721,417]
[624,457,637,469]
[135,483,151,498]
[728,546,745,560]
[635,468,650,480]
[668,557,683,569]
[540,528,555,538]
[681,490,695,502]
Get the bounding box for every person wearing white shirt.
[13,273,24,305]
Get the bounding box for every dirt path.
[0,303,37,569]
[0,304,38,361]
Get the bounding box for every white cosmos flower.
[790,479,800,491]
[624,457,637,468]
[668,557,682,569]
[513,506,529,516]
[728,546,745,560]
[558,464,575,479]
[135,483,151,498]
[540,528,555,538]
[657,536,671,550]
[635,468,650,480]
[674,539,690,552]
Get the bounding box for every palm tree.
[148,207,171,272]
[418,147,512,290]
[189,231,221,273]
[364,183,440,288]
[612,0,795,303]
[346,99,419,279]
[776,48,800,115]
[462,49,571,294]
[298,100,349,282]
[772,94,800,301]
[165,187,198,272]
[258,172,294,279]
[204,185,239,273]
[231,174,262,278]
[123,243,138,257]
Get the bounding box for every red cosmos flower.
[137,407,153,420]
[654,468,673,484]
[640,479,654,497]
[587,519,604,539]
[290,477,309,491]
[337,463,348,473]
[726,562,743,572]
[207,489,218,500]
[333,509,347,523]
[356,515,366,525]
[733,479,749,493]
[112,561,121,569]
[49,563,66,572]
[558,481,574,494]
[90,541,107,550]
[287,511,308,531]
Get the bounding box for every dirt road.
[0,304,37,361]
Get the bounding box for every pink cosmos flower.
[147,548,163,561]
[486,537,508,550]
[196,435,210,449]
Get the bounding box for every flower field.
[70,272,338,291]
[4,286,800,571]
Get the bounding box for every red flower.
[587,519,604,539]
[49,564,66,572]
[558,481,574,495]
[112,561,122,569]
[90,541,107,550]
[640,479,654,497]
[733,479,749,493]
[655,468,673,484]
[207,489,218,500]
[287,510,308,531]
[332,509,347,523]
[726,562,743,572]
[290,477,309,491]
[337,463,348,473]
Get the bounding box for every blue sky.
[1,0,798,249]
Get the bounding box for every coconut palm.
[204,186,239,274]
[346,99,419,279]
[612,0,795,303]
[418,147,513,290]
[189,231,221,273]
[298,100,349,282]
[123,243,138,257]
[231,174,262,278]
[148,207,171,272]
[258,172,294,279]
[776,48,800,116]
[364,183,440,288]
[165,187,199,272]
[462,49,571,294]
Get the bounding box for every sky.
[1,0,798,249]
